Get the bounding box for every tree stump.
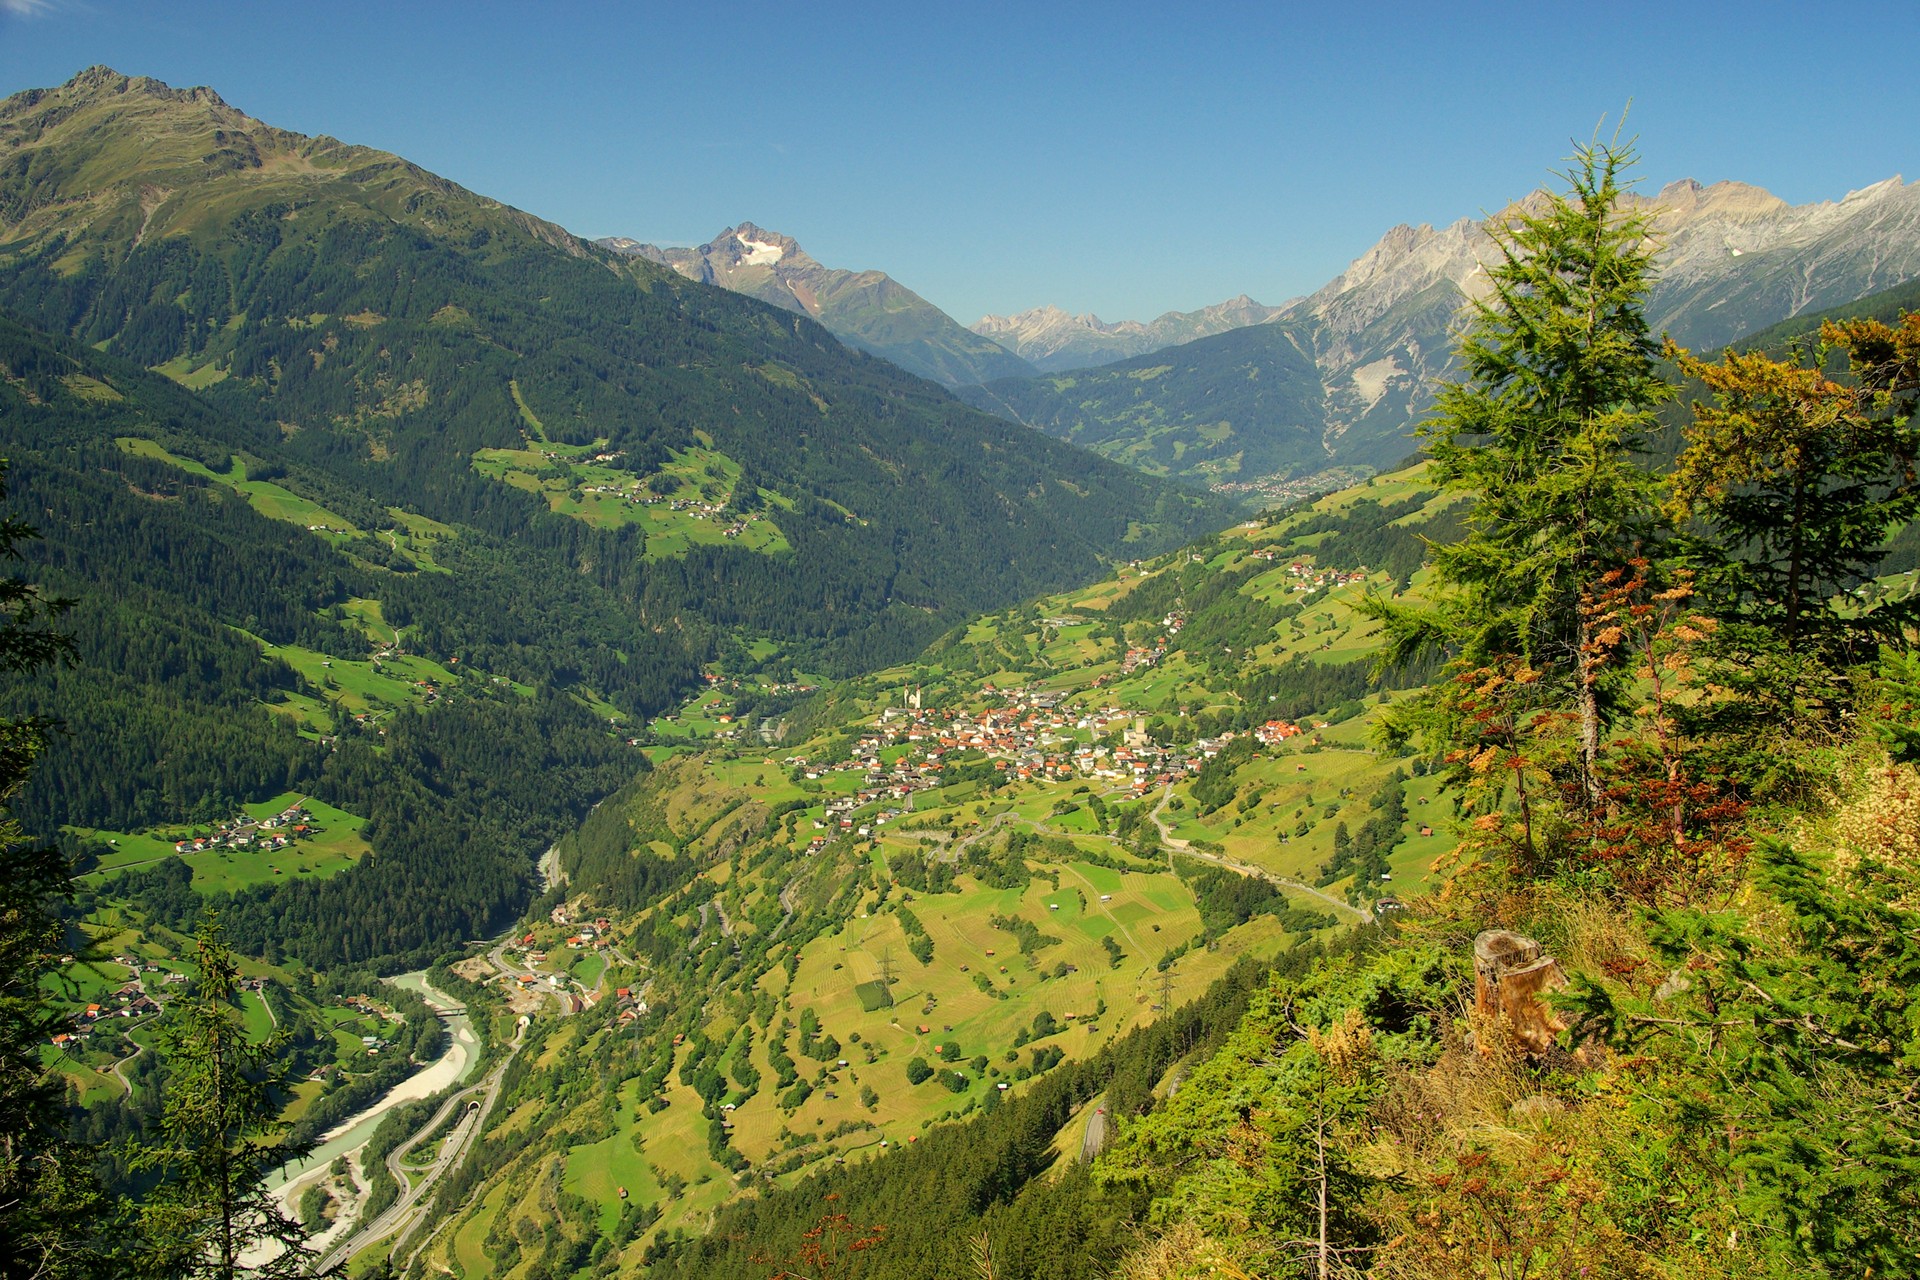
[1472,929,1568,1056]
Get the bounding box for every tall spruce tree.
[0,460,102,1279]
[1376,133,1673,813]
[131,922,326,1280]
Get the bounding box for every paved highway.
[317,1017,526,1271]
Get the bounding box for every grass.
[452,1178,514,1277]
[562,1078,660,1234]
[700,849,1229,1171]
[380,508,457,573]
[74,791,372,893]
[470,441,792,556]
[251,635,464,727]
[570,952,607,989]
[43,1045,128,1107]
[647,687,733,740]
[340,597,397,646]
[116,437,460,575]
[151,353,230,389]
[118,437,359,539]
[242,989,276,1043]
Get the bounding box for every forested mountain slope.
[0,67,1228,970]
[0,311,649,967]
[1736,273,1920,351]
[0,67,1228,678]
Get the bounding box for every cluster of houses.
[51,965,170,1048]
[518,446,776,536]
[480,907,626,1016]
[573,473,772,538]
[551,909,615,952]
[787,688,1278,850]
[335,995,398,1057]
[612,984,649,1025]
[528,447,627,467]
[549,904,613,935]
[172,801,314,856]
[50,958,250,1048]
[659,672,821,743]
[642,495,771,541]
[1276,558,1372,592]
[1118,641,1168,675]
[1255,718,1309,746]
[1211,471,1364,506]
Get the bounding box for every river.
[266,970,481,1252]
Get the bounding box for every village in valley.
[468,424,795,556]
[786,685,1321,851]
[47,937,414,1108]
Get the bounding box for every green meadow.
[470,438,791,557]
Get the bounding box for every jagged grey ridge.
[597,223,1035,388]
[955,175,1920,492]
[1280,176,1920,464]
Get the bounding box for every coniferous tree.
[131,921,327,1280]
[1374,132,1674,817]
[0,460,106,1279]
[1668,315,1920,726]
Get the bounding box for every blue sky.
[3,0,1916,325]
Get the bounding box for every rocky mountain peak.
[1638,177,1789,223]
[708,222,805,267]
[971,295,1283,373]
[53,65,230,111]
[594,222,1034,386]
[1843,174,1907,204]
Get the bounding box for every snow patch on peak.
[734,233,784,266]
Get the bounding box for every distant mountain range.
[956,176,1920,492]
[597,223,1036,387]
[602,177,1920,497]
[970,295,1287,372]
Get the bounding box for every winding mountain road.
[1149,784,1373,924]
[315,999,526,1272]
[1079,1103,1110,1164]
[108,1038,144,1096]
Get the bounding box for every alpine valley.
[3,60,1920,1280]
